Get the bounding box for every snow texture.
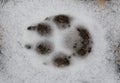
[0,0,120,83]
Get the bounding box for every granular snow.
[0,0,120,83]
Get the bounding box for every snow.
[0,0,120,83]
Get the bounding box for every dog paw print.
[25,14,93,68]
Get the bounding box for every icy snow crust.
[0,0,119,83]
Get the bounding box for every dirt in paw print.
[36,23,52,36]
[77,27,90,39]
[27,23,52,37]
[53,53,70,68]
[82,39,90,45]
[73,26,93,56]
[36,41,53,55]
[27,26,36,30]
[25,44,32,49]
[64,26,93,57]
[53,14,71,29]
[77,47,87,56]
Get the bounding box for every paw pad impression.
[25,14,93,68]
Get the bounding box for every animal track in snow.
[25,14,93,68]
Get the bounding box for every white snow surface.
[0,0,120,83]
